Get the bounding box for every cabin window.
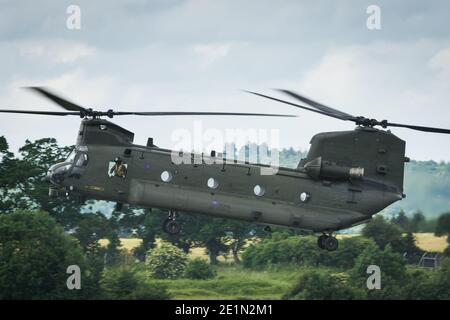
[161,171,173,182]
[253,185,265,196]
[108,157,128,178]
[300,192,311,203]
[207,177,219,189]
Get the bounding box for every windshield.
[75,153,89,167]
[66,150,76,163]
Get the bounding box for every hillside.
[391,160,450,217]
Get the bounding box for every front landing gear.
[317,233,339,251]
[163,210,181,235]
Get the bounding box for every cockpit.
[66,149,77,163]
[47,146,90,186]
[65,147,89,165]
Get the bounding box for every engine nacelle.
[304,157,364,180]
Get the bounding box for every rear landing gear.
[163,210,181,235]
[317,233,339,251]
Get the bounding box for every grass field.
[100,232,448,257]
[99,238,142,251]
[99,238,227,260]
[147,265,303,300]
[99,233,448,300]
[414,233,448,252]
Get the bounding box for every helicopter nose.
[47,163,70,185]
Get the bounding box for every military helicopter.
[1,87,449,251]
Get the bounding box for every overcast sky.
[1,0,450,161]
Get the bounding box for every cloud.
[0,70,118,155]
[428,46,450,79]
[1,1,450,161]
[192,43,231,68]
[296,40,450,161]
[17,40,96,64]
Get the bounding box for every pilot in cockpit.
[109,157,127,178]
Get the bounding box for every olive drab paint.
[48,118,405,234]
[8,86,441,251]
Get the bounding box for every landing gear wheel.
[317,234,327,249]
[323,236,339,251]
[163,218,181,235]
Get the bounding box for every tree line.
[1,136,450,299]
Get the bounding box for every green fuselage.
[49,119,404,233]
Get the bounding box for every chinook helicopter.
[1,87,450,251]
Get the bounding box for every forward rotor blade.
[244,90,345,121]
[276,89,355,120]
[386,122,450,134]
[114,111,296,117]
[25,87,88,112]
[0,109,80,116]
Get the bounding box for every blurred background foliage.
[1,136,450,299]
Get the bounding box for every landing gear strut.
[317,233,339,251]
[163,210,181,235]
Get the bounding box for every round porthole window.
[300,192,311,202]
[207,177,219,189]
[161,171,173,182]
[254,185,265,196]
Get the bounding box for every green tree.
[362,215,404,252]
[145,242,187,279]
[242,234,331,269]
[73,212,110,253]
[161,211,206,254]
[0,138,82,229]
[401,232,424,264]
[0,136,8,154]
[100,267,170,299]
[329,236,377,269]
[192,217,230,265]
[402,268,440,300]
[104,231,122,266]
[435,212,450,244]
[0,211,95,299]
[72,210,122,267]
[111,205,159,258]
[184,258,216,279]
[434,258,450,299]
[101,268,138,298]
[223,221,266,263]
[391,210,411,231]
[410,211,425,232]
[284,269,364,300]
[351,243,406,299]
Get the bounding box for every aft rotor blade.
[25,87,88,112]
[276,89,355,120]
[244,90,345,121]
[0,109,80,116]
[386,122,450,134]
[114,111,297,117]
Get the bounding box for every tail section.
[300,127,407,193]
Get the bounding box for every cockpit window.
[75,153,89,167]
[66,150,76,163]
